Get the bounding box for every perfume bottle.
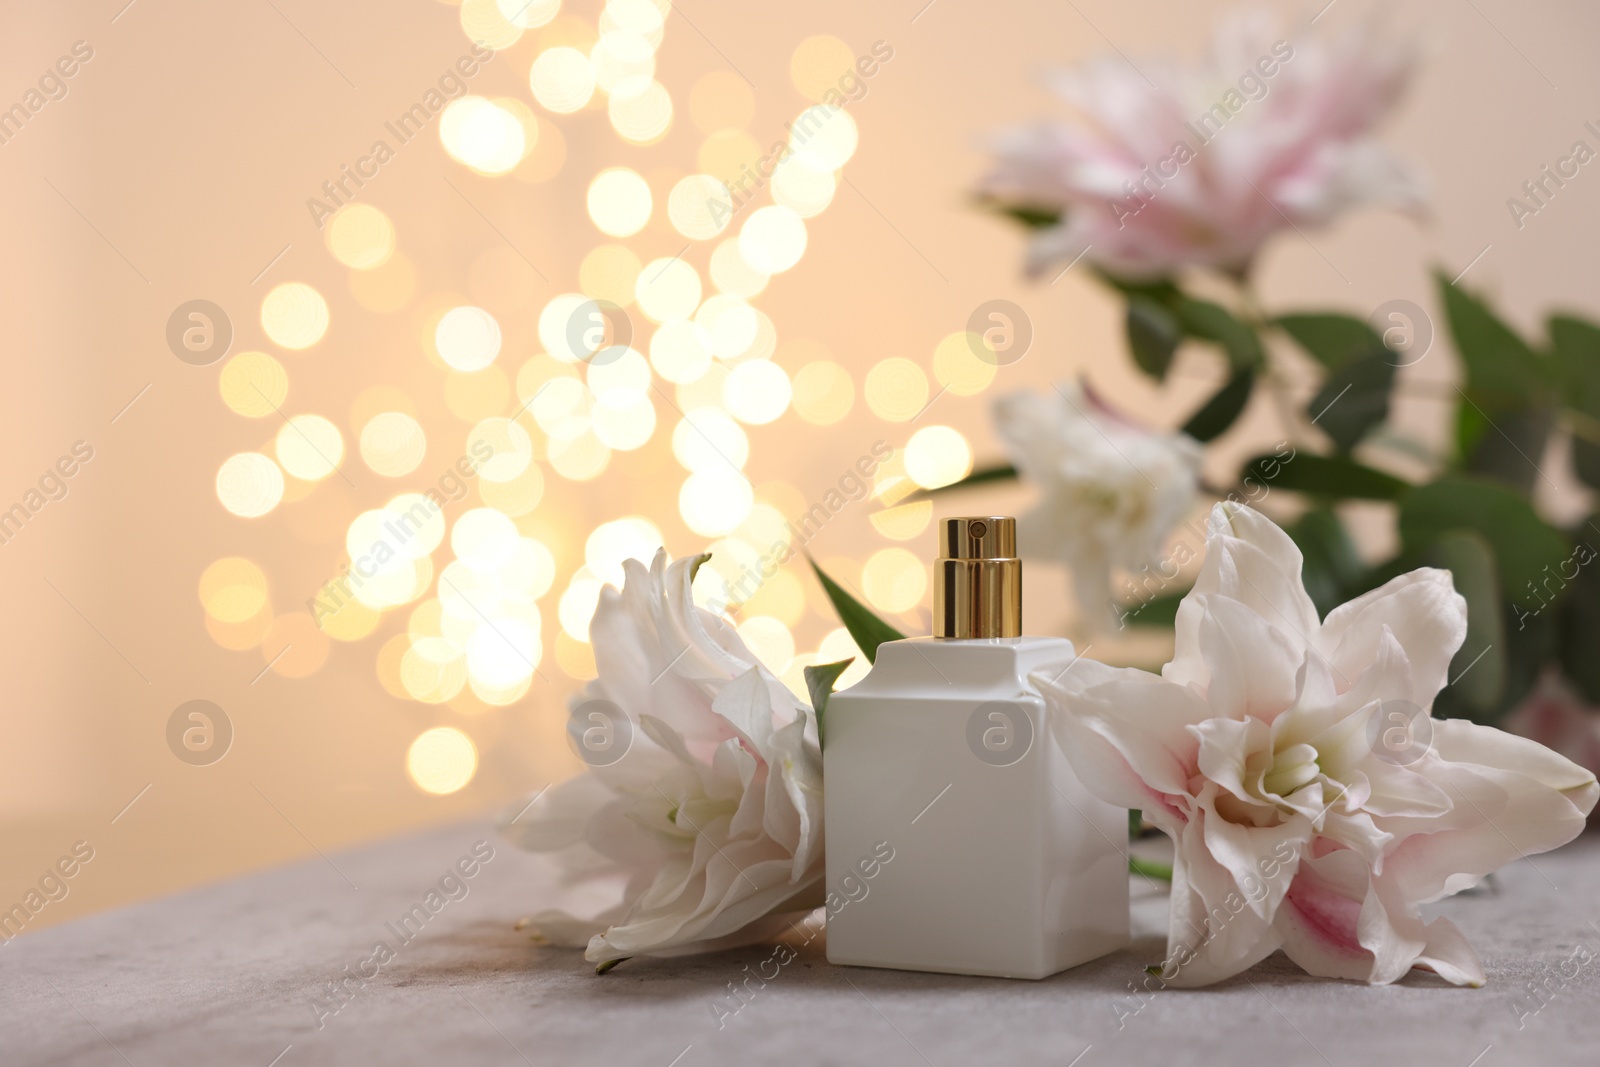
[822,516,1129,978]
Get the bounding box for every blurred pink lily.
[983,10,1423,278]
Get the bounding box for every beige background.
[3,0,1597,933]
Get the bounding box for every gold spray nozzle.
[933,516,1021,639]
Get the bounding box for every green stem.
[1236,281,1312,449]
[1129,856,1174,882]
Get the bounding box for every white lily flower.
[994,382,1203,629]
[1036,502,1598,986]
[501,550,824,964]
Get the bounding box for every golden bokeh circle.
[864,358,929,422]
[359,412,428,477]
[791,360,854,426]
[608,79,673,145]
[587,167,653,237]
[199,557,269,623]
[407,726,478,795]
[579,244,643,306]
[219,352,288,418]
[738,206,807,274]
[322,598,382,642]
[260,282,329,350]
[697,129,761,185]
[530,45,596,113]
[274,415,345,481]
[790,35,857,102]
[459,0,524,49]
[933,331,999,397]
[325,203,396,270]
[723,359,791,425]
[667,174,734,241]
[862,547,928,614]
[904,425,974,489]
[216,453,284,518]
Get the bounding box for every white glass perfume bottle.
[823,516,1129,979]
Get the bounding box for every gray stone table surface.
[6,819,1600,1066]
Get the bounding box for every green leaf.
[1557,527,1600,702]
[1436,269,1551,409]
[982,200,1062,230]
[595,957,629,974]
[807,557,905,663]
[1288,508,1365,619]
[1176,298,1264,370]
[1182,369,1255,442]
[1274,313,1386,370]
[1460,405,1556,494]
[804,659,854,747]
[1308,352,1395,452]
[1116,588,1187,629]
[1271,312,1396,451]
[1102,275,1262,380]
[1326,556,1409,608]
[1127,297,1182,381]
[1500,595,1557,721]
[1398,474,1570,605]
[1549,314,1600,490]
[1094,271,1183,305]
[1425,531,1507,720]
[1576,437,1600,494]
[1548,313,1600,398]
[1454,401,1492,466]
[1239,451,1409,500]
[912,462,1017,497]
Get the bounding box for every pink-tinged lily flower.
[982,10,1423,278]
[1504,669,1600,795]
[501,551,824,965]
[1035,503,1598,986]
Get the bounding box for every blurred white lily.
[995,382,1202,630]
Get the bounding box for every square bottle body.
[822,636,1129,979]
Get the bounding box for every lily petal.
[499,773,614,853]
[1316,568,1466,704]
[1037,660,1210,824]
[1275,847,1378,981]
[1382,720,1597,903]
[1156,813,1284,986]
[1192,779,1309,920]
[1170,503,1319,688]
[1189,593,1305,722]
[527,905,625,949]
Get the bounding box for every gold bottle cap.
[933,516,1021,639]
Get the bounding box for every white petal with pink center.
[1037,502,1598,986]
